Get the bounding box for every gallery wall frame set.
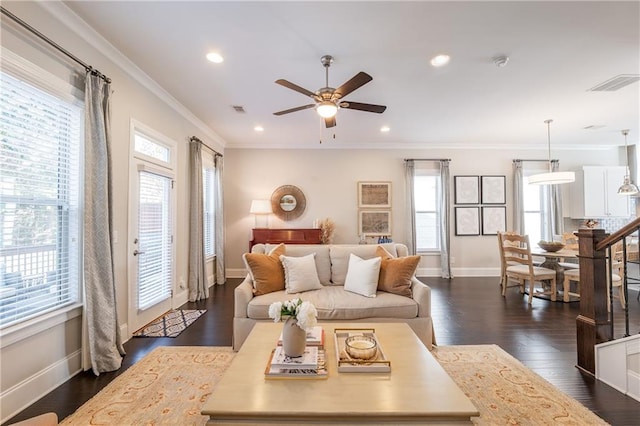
[454,175,506,236]
[454,206,507,236]
[357,181,392,236]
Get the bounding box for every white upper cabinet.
[570,166,630,218]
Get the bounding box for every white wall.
[224,147,623,277]
[0,2,223,421]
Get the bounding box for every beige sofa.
[233,243,434,351]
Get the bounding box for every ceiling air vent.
[231,105,246,113]
[589,74,640,92]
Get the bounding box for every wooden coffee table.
[202,322,478,424]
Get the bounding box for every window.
[523,172,551,244]
[0,65,83,328]
[202,164,216,257]
[414,170,441,251]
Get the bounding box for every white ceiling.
[63,1,640,150]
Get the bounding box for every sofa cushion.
[376,246,420,297]
[247,286,418,320]
[242,243,285,295]
[330,244,398,285]
[264,244,332,285]
[344,254,381,298]
[280,253,323,293]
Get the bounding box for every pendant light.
[528,119,575,185]
[617,129,639,195]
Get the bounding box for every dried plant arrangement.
[319,218,335,244]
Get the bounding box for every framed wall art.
[481,175,506,204]
[358,181,391,208]
[454,175,480,204]
[455,207,480,236]
[481,206,507,235]
[359,210,391,236]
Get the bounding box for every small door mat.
[133,309,206,338]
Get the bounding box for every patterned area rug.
[61,345,607,425]
[432,344,608,425]
[133,310,206,338]
[60,346,235,425]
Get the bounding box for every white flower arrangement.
[268,298,318,330]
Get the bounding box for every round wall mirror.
[271,185,306,221]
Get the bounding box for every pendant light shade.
[528,119,575,185]
[617,129,639,196]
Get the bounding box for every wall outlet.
[179,277,186,290]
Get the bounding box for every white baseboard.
[0,349,82,424]
[226,268,248,279]
[417,267,500,278]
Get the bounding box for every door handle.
[133,249,145,256]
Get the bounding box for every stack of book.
[265,326,327,379]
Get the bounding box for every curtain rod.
[404,158,451,162]
[0,6,111,83]
[190,136,222,157]
[513,159,559,163]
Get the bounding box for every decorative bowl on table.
[345,335,378,360]
[538,241,565,252]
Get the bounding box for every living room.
[1,1,639,424]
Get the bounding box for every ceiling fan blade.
[325,116,336,128]
[340,101,387,114]
[275,79,316,98]
[334,72,373,98]
[273,104,316,116]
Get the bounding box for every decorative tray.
[333,328,391,373]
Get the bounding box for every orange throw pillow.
[376,246,420,297]
[243,244,286,295]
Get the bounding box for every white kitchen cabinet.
[570,166,630,218]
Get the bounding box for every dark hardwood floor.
[6,277,640,425]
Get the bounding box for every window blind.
[203,167,216,257]
[0,70,82,328]
[137,170,173,310]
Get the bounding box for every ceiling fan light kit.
[273,54,387,128]
[528,119,575,185]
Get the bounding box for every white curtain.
[513,160,525,234]
[214,154,226,284]
[83,72,125,375]
[439,160,452,278]
[404,160,416,255]
[550,160,564,237]
[188,138,208,301]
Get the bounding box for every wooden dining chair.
[562,253,626,307]
[559,231,579,269]
[499,232,557,304]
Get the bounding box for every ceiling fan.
[273,55,387,128]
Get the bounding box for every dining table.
[530,247,579,302]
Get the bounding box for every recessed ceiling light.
[380,126,390,133]
[254,125,264,132]
[430,54,450,67]
[206,52,224,64]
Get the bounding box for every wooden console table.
[250,228,322,251]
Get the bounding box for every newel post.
[576,228,612,375]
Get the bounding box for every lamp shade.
[249,199,272,214]
[528,171,575,185]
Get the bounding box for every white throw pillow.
[280,253,323,293]
[344,254,381,298]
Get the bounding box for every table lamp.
[250,200,272,228]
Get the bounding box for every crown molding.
[39,1,227,151]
